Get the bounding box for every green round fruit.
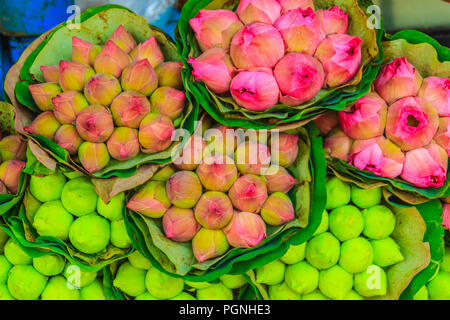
[354,265,387,297]
[220,274,247,289]
[0,284,14,300]
[135,292,159,300]
[319,265,353,300]
[29,173,66,202]
[32,254,66,276]
[80,279,106,300]
[269,282,301,300]
[97,192,125,221]
[351,186,382,209]
[41,275,80,300]
[329,205,364,241]
[427,271,450,300]
[113,262,146,297]
[285,261,319,294]
[185,281,211,289]
[280,242,306,265]
[413,285,428,300]
[110,219,131,249]
[371,237,404,267]
[255,260,286,285]
[32,200,74,240]
[128,251,152,270]
[313,210,329,236]
[339,237,374,273]
[342,290,364,300]
[69,214,110,254]
[325,177,350,209]
[63,263,97,289]
[145,267,184,299]
[0,255,12,284]
[196,283,233,300]
[362,205,395,240]
[4,239,32,265]
[7,265,48,300]
[301,290,329,300]
[305,232,340,269]
[61,177,98,216]
[171,292,197,300]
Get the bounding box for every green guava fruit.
[280,242,306,265]
[80,279,106,300]
[4,239,32,265]
[413,285,428,300]
[329,205,364,241]
[113,262,146,297]
[362,205,395,240]
[319,265,353,300]
[196,283,233,300]
[29,172,66,202]
[313,210,329,236]
[7,265,48,300]
[305,232,340,269]
[145,267,184,299]
[61,177,98,216]
[269,282,301,300]
[354,265,387,297]
[128,251,152,270]
[63,263,97,289]
[427,271,450,300]
[301,290,329,300]
[256,259,286,285]
[351,186,382,209]
[41,275,80,300]
[32,200,74,240]
[97,192,125,221]
[325,177,350,210]
[32,254,66,276]
[220,274,247,289]
[69,214,110,254]
[110,219,131,249]
[0,284,14,300]
[285,261,319,294]
[371,237,404,267]
[0,255,12,284]
[342,290,364,300]
[339,237,374,273]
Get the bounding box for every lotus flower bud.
[261,192,294,225]
[385,96,438,151]
[166,171,203,208]
[189,9,244,51]
[150,87,186,120]
[126,181,170,218]
[188,48,236,94]
[72,36,101,66]
[374,57,423,104]
[138,113,175,153]
[107,127,140,161]
[314,34,362,88]
[59,61,95,92]
[230,23,284,69]
[205,125,242,157]
[52,91,89,124]
[274,53,324,106]
[108,25,137,53]
[162,207,200,242]
[401,142,447,188]
[0,160,25,194]
[54,125,83,155]
[224,211,266,248]
[78,142,110,173]
[443,204,450,229]
[28,83,62,111]
[110,91,151,128]
[24,111,61,140]
[197,155,238,192]
[231,69,280,111]
[274,8,324,55]
[434,117,450,156]
[130,36,165,68]
[84,73,122,106]
[173,135,206,171]
[0,135,27,161]
[155,61,184,90]
[40,65,59,82]
[192,228,230,263]
[236,0,282,25]
[323,128,353,162]
[264,166,296,193]
[76,105,114,143]
[349,136,405,178]
[270,133,299,167]
[121,60,158,96]
[229,174,268,213]
[194,191,234,229]
[277,0,314,13]
[94,40,132,78]
[417,76,450,116]
[235,141,271,175]
[313,112,339,135]
[316,6,348,36]
[339,92,388,140]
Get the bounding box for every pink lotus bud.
[72,36,101,66]
[78,141,110,173]
[235,141,271,175]
[188,48,236,94]
[173,135,206,171]
[189,9,244,51]
[274,53,324,106]
[316,6,348,36]
[194,191,234,229]
[274,8,324,55]
[230,23,284,69]
[385,96,438,151]
[155,61,184,90]
[349,136,405,178]
[270,133,299,167]
[166,171,203,209]
[126,181,170,218]
[84,73,122,106]
[192,228,230,262]
[277,0,314,13]
[121,60,158,96]
[0,135,27,161]
[401,142,447,188]
[229,174,268,213]
[108,25,137,54]
[417,76,450,116]
[93,40,132,78]
[323,128,353,162]
[339,92,388,140]
[130,36,165,69]
[52,91,89,124]
[261,192,294,225]
[40,65,59,82]
[374,57,423,104]
[224,211,266,248]
[443,204,450,229]
[230,69,280,111]
[58,61,95,92]
[264,166,296,193]
[163,207,200,242]
[236,0,282,25]
[434,117,450,156]
[107,127,140,161]
[150,87,186,120]
[54,125,83,155]
[24,111,61,140]
[28,83,62,111]
[205,125,242,157]
[76,105,114,143]
[197,155,238,192]
[138,113,175,154]
[313,112,339,135]
[0,160,25,194]
[110,91,151,128]
[314,34,362,88]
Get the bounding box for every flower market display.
[0,0,449,302]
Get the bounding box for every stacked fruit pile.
[0,135,27,195]
[25,25,186,173]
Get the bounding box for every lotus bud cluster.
[189,2,361,111]
[27,25,187,173]
[0,137,26,193]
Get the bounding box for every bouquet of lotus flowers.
[176,0,382,129]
